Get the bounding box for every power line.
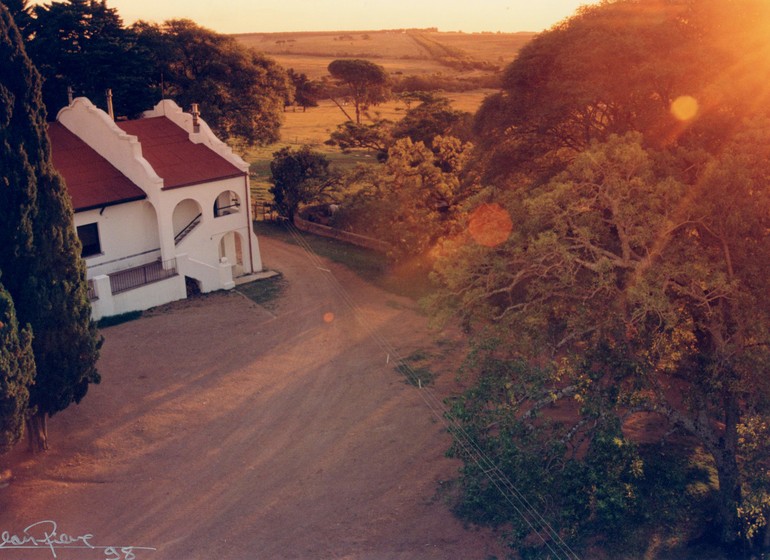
[277,220,581,560]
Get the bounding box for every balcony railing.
[215,202,240,218]
[109,259,178,295]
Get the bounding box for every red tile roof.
[117,117,244,189]
[48,122,146,212]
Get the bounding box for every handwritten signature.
[0,520,155,559]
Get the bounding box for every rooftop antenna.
[67,86,74,104]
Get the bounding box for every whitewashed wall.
[75,200,161,279]
[61,97,264,318]
[89,274,186,321]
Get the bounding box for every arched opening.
[213,190,241,218]
[172,199,203,245]
[219,231,245,277]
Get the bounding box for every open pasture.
[236,29,431,61]
[277,90,493,147]
[235,29,535,79]
[266,53,449,79]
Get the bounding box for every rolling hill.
[234,28,535,79]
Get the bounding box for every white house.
[49,97,262,320]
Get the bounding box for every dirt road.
[0,236,500,560]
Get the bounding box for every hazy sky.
[28,1,600,34]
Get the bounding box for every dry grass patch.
[235,29,535,80]
[235,30,432,60]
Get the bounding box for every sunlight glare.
[468,203,513,248]
[671,95,699,121]
[323,312,335,324]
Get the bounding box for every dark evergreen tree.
[24,0,156,118]
[0,282,34,453]
[3,0,31,39]
[0,3,101,452]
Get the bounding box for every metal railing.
[109,259,178,295]
[174,213,202,245]
[215,202,240,218]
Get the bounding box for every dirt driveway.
[0,236,500,560]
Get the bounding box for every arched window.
[213,190,241,218]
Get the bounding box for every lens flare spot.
[469,203,513,248]
[323,312,335,324]
[671,95,699,121]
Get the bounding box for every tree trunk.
[26,412,48,453]
[715,451,741,545]
[714,395,742,549]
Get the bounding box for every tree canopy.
[434,127,770,555]
[134,19,292,146]
[17,2,291,146]
[326,93,472,161]
[327,58,389,124]
[332,135,472,261]
[391,94,472,149]
[24,0,155,118]
[269,146,336,221]
[430,0,770,556]
[287,68,320,112]
[471,0,770,183]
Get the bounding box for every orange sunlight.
[670,95,699,122]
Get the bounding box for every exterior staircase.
[174,213,202,245]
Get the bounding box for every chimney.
[106,89,114,120]
[191,103,201,133]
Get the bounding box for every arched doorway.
[219,231,245,277]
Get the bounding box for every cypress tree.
[0,3,101,452]
[0,282,34,453]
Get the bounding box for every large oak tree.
[134,19,292,147]
[432,0,770,555]
[472,0,770,184]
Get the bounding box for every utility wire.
[277,220,580,560]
